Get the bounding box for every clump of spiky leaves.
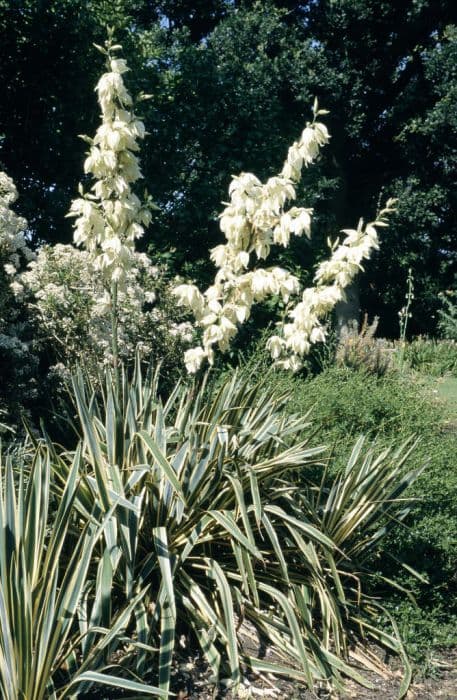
[50,365,420,696]
[0,444,168,699]
[336,315,393,377]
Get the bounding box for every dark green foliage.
[1,0,103,244]
[438,290,457,340]
[135,3,329,279]
[2,1,456,332]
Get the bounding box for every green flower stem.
[111,279,119,371]
[398,268,414,372]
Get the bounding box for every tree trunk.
[335,281,360,339]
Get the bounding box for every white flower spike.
[67,37,152,287]
[173,101,395,373]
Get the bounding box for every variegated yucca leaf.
[0,446,167,699]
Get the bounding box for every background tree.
[1,0,456,336]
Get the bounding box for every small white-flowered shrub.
[0,170,37,429]
[14,243,191,381]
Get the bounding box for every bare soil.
[169,648,457,699]
[82,645,456,699]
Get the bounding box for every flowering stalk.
[398,267,414,372]
[267,200,396,371]
[173,102,328,372]
[173,105,395,373]
[67,33,153,367]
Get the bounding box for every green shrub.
[254,362,457,662]
[16,244,191,388]
[268,365,434,450]
[379,428,457,659]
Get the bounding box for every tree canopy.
[1,0,456,335]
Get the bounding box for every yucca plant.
[50,363,421,697]
[0,444,167,699]
[293,436,425,687]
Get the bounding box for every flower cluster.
[173,107,395,373]
[174,105,331,372]
[67,39,152,285]
[0,173,38,424]
[267,202,396,371]
[14,243,191,377]
[0,171,35,277]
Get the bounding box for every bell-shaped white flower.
[68,41,151,289]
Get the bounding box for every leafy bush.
[438,290,457,340]
[268,365,434,451]
[14,243,191,385]
[46,365,422,695]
